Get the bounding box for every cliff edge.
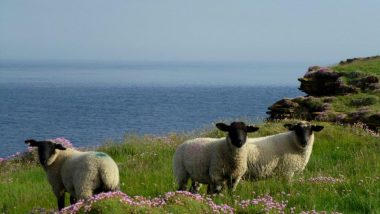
[267,56,380,131]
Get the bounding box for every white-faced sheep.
[173,122,259,194]
[245,121,324,181]
[25,139,120,211]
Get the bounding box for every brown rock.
[348,107,372,121]
[267,98,299,120]
[365,113,380,131]
[298,67,358,96]
[350,75,379,91]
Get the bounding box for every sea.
[0,61,312,157]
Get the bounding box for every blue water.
[0,62,307,157]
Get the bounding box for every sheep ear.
[25,139,39,147]
[284,124,295,130]
[312,125,324,132]
[216,123,230,132]
[247,126,259,133]
[54,144,67,150]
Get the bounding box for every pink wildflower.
[48,137,74,148]
[59,191,234,214]
[351,122,379,137]
[238,194,287,213]
[299,176,344,184]
[318,67,330,72]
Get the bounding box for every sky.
[1,0,380,63]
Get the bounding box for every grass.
[330,58,380,130]
[331,92,380,113]
[330,57,380,114]
[332,57,380,77]
[1,120,379,213]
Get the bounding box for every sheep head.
[216,122,259,148]
[25,139,66,167]
[284,121,324,148]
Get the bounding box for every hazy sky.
[1,1,379,62]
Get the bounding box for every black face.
[228,122,249,148]
[216,122,259,148]
[284,122,324,148]
[25,139,66,166]
[37,141,57,166]
[294,125,313,147]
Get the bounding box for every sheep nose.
[235,139,244,147]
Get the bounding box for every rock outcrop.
[298,66,358,96]
[267,57,380,132]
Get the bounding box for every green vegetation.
[1,121,379,213]
[332,58,380,112]
[333,57,380,77]
[271,57,380,131]
[331,92,380,113]
[329,58,380,129]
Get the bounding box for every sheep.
[245,121,324,181]
[173,122,259,194]
[25,139,120,211]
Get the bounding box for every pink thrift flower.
[48,137,74,148]
[0,157,6,163]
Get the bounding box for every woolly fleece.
[245,131,315,180]
[173,137,248,193]
[44,148,119,200]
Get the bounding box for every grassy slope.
[1,121,379,213]
[292,57,380,128]
[330,57,380,114]
[332,57,380,77]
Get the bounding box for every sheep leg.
[70,195,77,205]
[189,181,201,193]
[207,183,215,194]
[208,173,224,194]
[57,195,65,211]
[227,177,241,192]
[176,174,189,191]
[283,172,294,181]
[53,188,66,211]
[208,178,223,194]
[208,183,223,194]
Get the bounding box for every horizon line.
[0,59,333,69]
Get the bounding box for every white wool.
[173,137,248,193]
[245,131,315,180]
[44,148,119,200]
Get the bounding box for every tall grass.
[1,121,379,213]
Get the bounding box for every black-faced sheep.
[173,122,259,194]
[25,139,120,211]
[245,121,324,180]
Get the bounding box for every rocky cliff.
[267,56,380,132]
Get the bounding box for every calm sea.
[0,62,308,157]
